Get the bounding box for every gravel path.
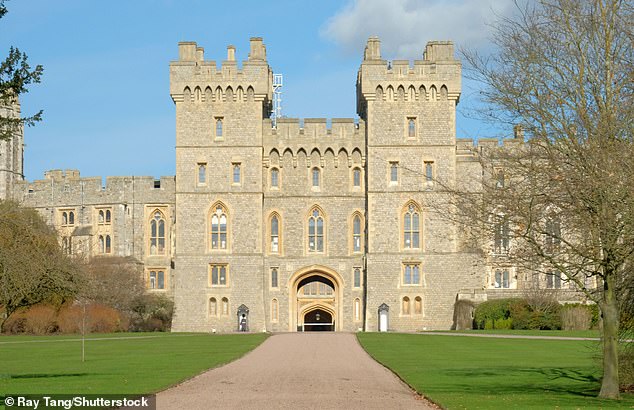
[156,333,435,410]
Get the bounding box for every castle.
[2,37,579,332]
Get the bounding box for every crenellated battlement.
[262,118,366,168]
[170,38,272,104]
[15,170,175,208]
[357,37,461,110]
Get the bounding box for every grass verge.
[0,332,267,398]
[357,333,634,409]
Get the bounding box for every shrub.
[560,304,592,331]
[85,304,127,333]
[57,305,82,333]
[129,294,174,332]
[510,298,561,330]
[23,304,58,334]
[473,299,515,329]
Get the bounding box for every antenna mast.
[272,73,283,127]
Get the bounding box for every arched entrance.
[288,265,343,332]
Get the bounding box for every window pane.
[354,236,360,252]
[353,216,360,235]
[404,214,411,231]
[317,218,323,235]
[106,210,111,223]
[233,164,241,183]
[158,220,165,237]
[151,220,157,237]
[271,269,278,288]
[199,164,206,183]
[220,233,227,249]
[216,119,222,136]
[158,238,165,253]
[413,266,420,284]
[404,266,411,284]
[99,210,104,223]
[105,236,111,253]
[408,119,416,138]
[212,266,218,285]
[317,236,323,252]
[150,271,156,289]
[271,216,278,235]
[425,162,433,181]
[271,169,278,187]
[404,232,411,248]
[353,169,361,187]
[312,168,319,187]
[69,212,75,224]
[158,271,164,289]
[495,271,502,288]
[413,232,420,248]
[220,266,226,284]
[390,163,398,182]
[354,268,360,288]
[413,213,419,232]
[503,271,509,288]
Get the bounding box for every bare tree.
[0,200,81,331]
[452,0,633,399]
[80,256,145,313]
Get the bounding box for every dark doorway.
[303,309,334,331]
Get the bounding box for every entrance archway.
[288,265,343,332]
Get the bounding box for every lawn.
[357,333,634,409]
[427,329,601,338]
[0,332,267,398]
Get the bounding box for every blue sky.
[1,0,513,181]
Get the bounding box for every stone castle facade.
[3,37,580,333]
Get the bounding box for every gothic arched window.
[403,203,421,249]
[210,204,228,250]
[150,210,166,255]
[308,207,324,253]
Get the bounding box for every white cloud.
[321,0,515,59]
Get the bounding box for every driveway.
[156,333,435,409]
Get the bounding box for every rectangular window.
[353,268,361,288]
[424,161,434,183]
[494,218,510,254]
[407,117,416,139]
[198,163,207,184]
[353,168,361,187]
[271,168,279,188]
[495,270,510,288]
[390,162,399,183]
[148,269,166,290]
[232,163,241,184]
[271,268,279,288]
[312,168,320,188]
[210,264,228,286]
[215,117,223,138]
[403,263,421,285]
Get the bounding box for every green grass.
[428,329,600,338]
[0,332,267,397]
[358,333,634,409]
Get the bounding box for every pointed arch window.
[403,203,421,249]
[407,118,416,139]
[62,212,68,225]
[308,207,324,253]
[270,214,280,253]
[105,235,111,253]
[98,235,105,253]
[68,211,75,225]
[353,267,361,288]
[354,298,361,321]
[150,210,166,255]
[352,214,362,253]
[105,209,111,224]
[271,267,279,288]
[210,204,228,250]
[215,117,223,138]
[98,210,105,224]
[221,297,229,316]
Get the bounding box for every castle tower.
[357,37,480,330]
[169,38,272,332]
[0,100,24,200]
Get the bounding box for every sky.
[1,0,516,181]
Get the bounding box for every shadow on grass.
[438,366,600,397]
[4,373,93,379]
